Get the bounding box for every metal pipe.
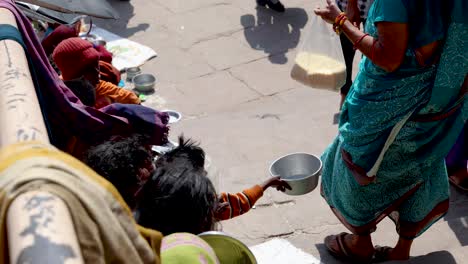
[0,8,48,146]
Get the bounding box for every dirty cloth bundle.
[0,142,163,263]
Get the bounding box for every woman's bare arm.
[341,20,409,72]
[315,0,409,72]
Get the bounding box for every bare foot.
[374,246,410,262]
[449,168,468,191]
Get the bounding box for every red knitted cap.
[52,37,100,81]
[41,25,78,56]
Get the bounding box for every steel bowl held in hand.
[269,153,322,196]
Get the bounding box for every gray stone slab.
[221,205,295,242]
[165,4,254,48]
[228,52,301,96]
[189,33,266,70]
[142,47,214,84]
[155,0,230,14]
[164,71,260,116]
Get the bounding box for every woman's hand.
[314,0,342,24]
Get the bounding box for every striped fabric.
[216,185,264,220]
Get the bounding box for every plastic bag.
[291,14,346,91]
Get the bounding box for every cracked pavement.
[95,0,468,262]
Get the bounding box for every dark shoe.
[256,0,268,7]
[266,0,285,12]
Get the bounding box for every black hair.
[64,78,96,107]
[136,136,217,235]
[84,134,153,208]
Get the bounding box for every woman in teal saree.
[314,0,467,262]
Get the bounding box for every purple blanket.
[0,0,169,149]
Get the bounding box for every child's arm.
[215,177,290,220]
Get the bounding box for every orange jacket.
[95,80,140,108]
[216,185,264,220]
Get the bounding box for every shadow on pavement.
[92,0,149,38]
[385,250,458,264]
[445,186,468,247]
[316,244,458,264]
[240,7,308,65]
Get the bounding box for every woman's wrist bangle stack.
[333,13,348,35]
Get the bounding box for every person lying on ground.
[52,37,140,108]
[134,136,291,235]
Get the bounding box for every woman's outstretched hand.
[314,0,342,24]
[261,176,292,192]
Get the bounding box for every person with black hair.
[64,78,96,107]
[135,136,290,236]
[84,134,154,209]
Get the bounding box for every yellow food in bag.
[291,52,346,91]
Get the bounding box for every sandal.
[324,232,373,263]
[373,246,393,263]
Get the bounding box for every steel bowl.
[126,67,142,82]
[133,73,156,92]
[269,152,322,196]
[93,39,107,47]
[161,109,182,124]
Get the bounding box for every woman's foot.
[324,232,374,263]
[449,168,468,191]
[374,236,413,262]
[374,246,411,262]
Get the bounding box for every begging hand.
[314,0,342,24]
[261,176,292,192]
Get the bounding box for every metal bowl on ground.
[161,109,182,124]
[151,139,178,157]
[93,39,107,46]
[126,66,142,82]
[198,231,257,264]
[269,152,322,196]
[133,73,156,93]
[81,33,97,43]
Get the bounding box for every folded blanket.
[0,142,162,264]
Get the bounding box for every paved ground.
[96,0,468,262]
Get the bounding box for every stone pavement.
[95,0,468,262]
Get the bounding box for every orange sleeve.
[96,80,141,105]
[215,185,264,220]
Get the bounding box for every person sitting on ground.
[85,134,155,209]
[41,23,121,86]
[63,78,96,107]
[135,136,291,235]
[52,37,140,108]
[41,24,80,74]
